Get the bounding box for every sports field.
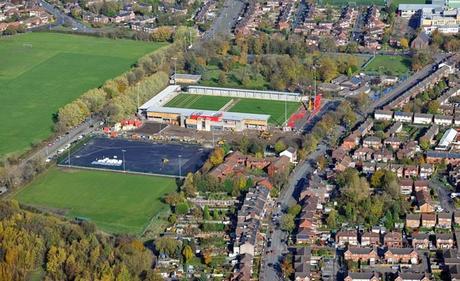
[14,167,176,234]
[166,93,232,110]
[0,32,165,157]
[363,55,411,76]
[164,94,300,125]
[317,0,385,6]
[228,98,300,125]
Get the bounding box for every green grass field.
[363,55,411,76]
[391,0,427,5]
[228,98,300,125]
[14,167,176,234]
[166,93,232,110]
[0,32,165,157]
[165,94,300,125]
[318,0,385,6]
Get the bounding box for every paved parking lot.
[60,137,211,177]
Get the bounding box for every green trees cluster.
[0,200,161,281]
[183,35,361,92]
[332,168,409,229]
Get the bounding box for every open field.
[317,0,385,6]
[166,93,232,110]
[15,167,176,234]
[0,32,165,157]
[391,0,427,5]
[164,94,300,125]
[228,98,300,125]
[363,55,411,76]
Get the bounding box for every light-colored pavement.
[260,143,327,281]
[202,0,245,40]
[38,0,95,33]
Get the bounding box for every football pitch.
[166,93,232,110]
[0,32,166,157]
[14,167,177,235]
[165,94,300,125]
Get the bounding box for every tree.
[203,206,211,220]
[155,237,180,257]
[427,100,440,114]
[400,38,409,49]
[327,209,337,229]
[288,204,301,216]
[316,155,327,171]
[182,173,196,197]
[280,213,295,233]
[280,255,294,279]
[274,140,287,153]
[420,138,431,151]
[202,249,212,266]
[182,245,193,263]
[318,57,338,82]
[209,147,225,166]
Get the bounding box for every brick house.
[384,248,418,264]
[417,191,435,213]
[394,273,431,281]
[384,232,403,248]
[412,233,430,249]
[419,164,434,179]
[437,212,452,228]
[404,165,418,178]
[336,230,358,246]
[414,180,429,192]
[361,232,380,246]
[399,179,413,195]
[406,214,421,228]
[344,247,378,263]
[344,272,381,281]
[436,233,454,249]
[363,136,382,149]
[421,213,436,227]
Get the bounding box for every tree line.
[0,200,163,281]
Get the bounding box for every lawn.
[14,167,176,234]
[317,0,385,5]
[228,98,300,126]
[363,55,411,76]
[0,32,165,157]
[165,94,232,110]
[164,94,300,125]
[391,0,427,4]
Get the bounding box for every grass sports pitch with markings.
[165,94,300,125]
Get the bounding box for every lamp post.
[122,149,126,173]
[178,154,182,178]
[172,57,177,85]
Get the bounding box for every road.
[38,0,95,33]
[260,143,327,281]
[430,177,455,213]
[367,53,450,113]
[202,0,245,40]
[19,118,99,169]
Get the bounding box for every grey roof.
[147,106,270,121]
[398,3,442,11]
[188,85,301,97]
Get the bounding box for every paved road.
[430,177,455,213]
[367,53,450,113]
[260,143,327,281]
[38,0,95,33]
[19,118,99,169]
[202,0,245,40]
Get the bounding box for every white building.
[374,110,394,121]
[413,113,433,125]
[437,128,458,150]
[394,112,413,123]
[280,147,297,163]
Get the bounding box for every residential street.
[430,177,455,213]
[38,0,95,33]
[260,143,327,281]
[202,0,245,40]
